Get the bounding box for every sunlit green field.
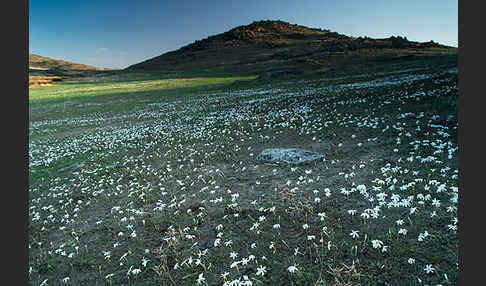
[29,75,256,101]
[29,58,458,286]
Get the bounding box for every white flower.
[230,251,238,260]
[371,239,383,249]
[105,274,114,279]
[324,188,331,197]
[273,224,280,229]
[256,265,267,276]
[241,257,249,265]
[398,228,408,235]
[424,264,435,274]
[62,277,70,283]
[302,224,309,230]
[294,247,301,256]
[142,257,150,267]
[288,264,298,273]
[103,251,111,260]
[250,222,260,230]
[432,198,441,208]
[197,273,205,285]
[349,230,359,239]
[408,258,416,264]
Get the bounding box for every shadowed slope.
[127,20,457,74]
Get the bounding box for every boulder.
[257,148,324,165]
[58,161,85,172]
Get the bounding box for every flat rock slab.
[257,148,324,165]
[59,162,85,172]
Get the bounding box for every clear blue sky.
[29,0,458,69]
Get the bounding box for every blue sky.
[29,0,458,69]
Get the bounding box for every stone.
[59,162,85,172]
[257,148,324,165]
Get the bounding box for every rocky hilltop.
[127,20,456,74]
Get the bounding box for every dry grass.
[29,76,64,88]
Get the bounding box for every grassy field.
[29,56,458,285]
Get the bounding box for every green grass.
[29,75,257,102]
[28,57,458,286]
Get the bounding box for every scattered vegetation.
[29,56,457,285]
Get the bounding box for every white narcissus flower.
[288,264,298,273]
[398,228,408,235]
[256,265,267,276]
[424,264,435,274]
[196,273,205,285]
[142,257,150,267]
[371,240,383,249]
[230,261,240,269]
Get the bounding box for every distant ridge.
[29,54,103,71]
[127,20,457,73]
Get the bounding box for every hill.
[29,54,102,71]
[126,20,457,74]
[29,54,118,88]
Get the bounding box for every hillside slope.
[127,20,457,74]
[29,54,101,71]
